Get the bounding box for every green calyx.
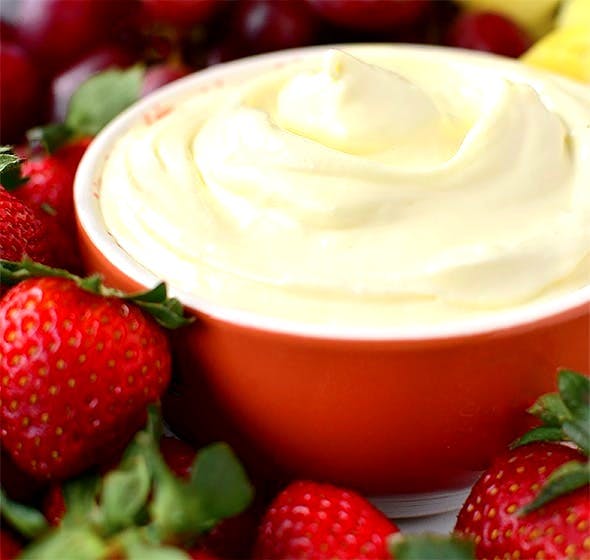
[0,146,27,191]
[389,533,476,560]
[512,369,589,514]
[26,66,145,155]
[9,406,254,560]
[0,258,192,329]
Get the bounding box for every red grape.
[140,0,219,29]
[205,38,245,66]
[305,0,431,31]
[141,63,191,96]
[445,11,531,58]
[15,0,137,75]
[0,41,40,143]
[50,45,135,122]
[231,0,319,55]
[0,19,18,43]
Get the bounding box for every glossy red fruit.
[0,20,18,43]
[456,443,590,560]
[17,156,75,231]
[141,63,191,97]
[0,188,53,265]
[445,11,531,58]
[0,42,40,143]
[231,0,318,55]
[0,448,45,503]
[305,0,430,31]
[0,277,172,479]
[159,436,197,479]
[140,0,219,28]
[50,45,135,122]
[255,480,399,559]
[53,137,93,172]
[15,0,136,75]
[0,529,22,560]
[43,484,67,526]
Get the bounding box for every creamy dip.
[100,46,590,327]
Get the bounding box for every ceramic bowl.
[75,45,590,516]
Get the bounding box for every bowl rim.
[75,43,590,342]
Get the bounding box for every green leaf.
[528,393,572,427]
[66,66,144,136]
[123,542,191,560]
[61,474,101,527]
[512,426,565,448]
[0,146,27,191]
[19,527,107,560]
[0,487,49,539]
[563,420,590,456]
[101,454,151,535]
[559,370,590,425]
[27,123,74,154]
[138,431,206,540]
[389,533,476,560]
[0,258,192,329]
[191,442,254,526]
[520,460,590,514]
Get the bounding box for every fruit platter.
[0,1,589,559]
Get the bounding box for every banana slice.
[521,25,590,83]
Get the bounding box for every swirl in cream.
[100,47,590,326]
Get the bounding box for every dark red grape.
[231,0,319,55]
[141,63,191,96]
[0,41,40,143]
[0,19,18,43]
[140,0,219,28]
[15,0,137,75]
[445,11,531,58]
[304,0,431,31]
[50,45,135,122]
[204,38,246,66]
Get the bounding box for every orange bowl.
[75,46,590,516]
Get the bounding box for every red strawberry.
[456,369,590,560]
[0,188,53,265]
[17,155,76,232]
[53,137,93,172]
[254,480,399,560]
[0,270,177,480]
[0,529,22,560]
[159,435,197,479]
[456,443,589,559]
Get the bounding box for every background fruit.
[446,11,531,57]
[0,42,39,143]
[305,0,431,31]
[521,25,590,82]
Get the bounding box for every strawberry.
[16,155,76,232]
[0,528,22,560]
[53,136,93,171]
[0,187,53,266]
[455,369,590,560]
[254,480,399,560]
[456,443,589,559]
[0,260,190,480]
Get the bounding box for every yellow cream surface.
[100,47,590,326]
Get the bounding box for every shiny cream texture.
[100,48,590,326]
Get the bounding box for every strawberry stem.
[0,146,28,191]
[0,258,193,329]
